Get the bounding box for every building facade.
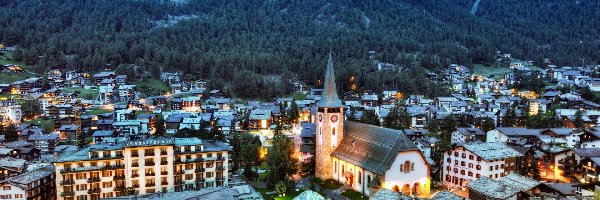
[54,137,231,200]
[443,143,523,190]
[315,52,430,197]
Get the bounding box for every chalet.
[181,96,201,111]
[93,71,116,85]
[299,123,316,163]
[451,128,485,145]
[92,130,117,143]
[27,134,59,153]
[579,128,600,148]
[0,165,56,200]
[0,157,26,180]
[248,109,272,130]
[58,125,78,140]
[117,84,136,101]
[115,74,128,85]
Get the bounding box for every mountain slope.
[0,0,598,93]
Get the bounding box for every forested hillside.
[0,0,598,97]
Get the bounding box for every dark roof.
[300,123,316,138]
[456,127,485,136]
[573,148,600,158]
[331,121,420,175]
[316,51,343,108]
[300,145,315,153]
[543,183,576,195]
[495,127,541,136]
[93,130,116,137]
[507,144,531,155]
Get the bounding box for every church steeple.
[317,51,343,108]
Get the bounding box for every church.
[315,51,431,197]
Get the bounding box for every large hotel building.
[54,137,231,200]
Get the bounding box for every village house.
[0,165,55,200]
[443,142,523,190]
[451,128,486,145]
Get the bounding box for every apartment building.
[443,142,523,190]
[54,137,231,200]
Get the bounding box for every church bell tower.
[315,51,344,180]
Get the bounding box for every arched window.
[403,161,411,172]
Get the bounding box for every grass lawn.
[290,92,307,100]
[255,188,304,200]
[471,64,513,79]
[62,87,99,100]
[341,189,368,200]
[84,108,113,115]
[0,71,34,84]
[133,78,169,97]
[320,179,343,190]
[24,117,55,133]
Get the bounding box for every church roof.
[331,121,420,175]
[316,51,343,108]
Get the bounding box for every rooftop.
[468,177,519,199]
[460,142,523,161]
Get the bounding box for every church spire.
[317,50,343,108]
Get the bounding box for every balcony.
[160,151,168,156]
[176,170,185,175]
[132,153,139,157]
[146,182,156,187]
[60,192,75,197]
[60,179,75,185]
[132,174,140,178]
[87,177,100,183]
[146,162,155,166]
[87,188,101,194]
[108,164,125,169]
[161,171,168,175]
[114,186,125,192]
[114,175,125,181]
[176,158,203,164]
[160,160,168,165]
[195,168,205,173]
[216,166,225,171]
[217,156,226,161]
[161,181,168,185]
[146,152,155,157]
[132,163,139,167]
[175,180,183,185]
[195,178,205,183]
[133,184,139,188]
[145,172,156,176]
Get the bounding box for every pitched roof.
[468,177,519,199]
[498,173,540,192]
[300,123,316,138]
[7,165,54,186]
[0,157,26,170]
[317,51,343,108]
[331,121,420,175]
[573,148,600,158]
[431,190,463,200]
[456,127,485,136]
[460,142,523,161]
[495,127,541,136]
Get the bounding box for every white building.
[0,99,21,125]
[443,142,523,190]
